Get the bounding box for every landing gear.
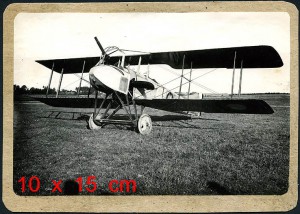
[88,113,101,130]
[88,90,152,134]
[137,114,152,135]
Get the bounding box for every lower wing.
[135,99,274,114]
[33,97,273,114]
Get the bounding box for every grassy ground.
[13,94,290,195]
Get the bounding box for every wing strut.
[77,60,86,97]
[230,51,237,98]
[46,62,55,97]
[187,62,193,99]
[56,68,64,98]
[137,56,142,76]
[178,55,185,99]
[238,60,244,97]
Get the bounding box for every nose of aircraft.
[89,65,130,94]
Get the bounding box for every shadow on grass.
[207,181,231,195]
[41,111,219,122]
[39,111,220,130]
[39,111,91,120]
[63,180,80,195]
[63,179,114,195]
[153,121,218,130]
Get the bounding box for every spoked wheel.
[88,113,101,130]
[137,114,152,135]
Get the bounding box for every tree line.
[14,85,56,95]
[14,85,94,96]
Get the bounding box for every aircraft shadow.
[39,111,91,121]
[40,111,219,130]
[63,179,113,195]
[153,120,218,130]
[41,111,219,122]
[206,181,231,195]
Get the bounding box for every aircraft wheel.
[137,114,152,135]
[88,113,101,130]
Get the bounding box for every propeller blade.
[94,37,106,56]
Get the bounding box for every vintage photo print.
[3,2,298,213]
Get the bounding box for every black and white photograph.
[6,3,296,211]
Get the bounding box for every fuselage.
[89,64,131,94]
[88,58,165,99]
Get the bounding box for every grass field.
[13,94,290,195]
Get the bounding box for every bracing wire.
[73,73,90,84]
[60,78,82,90]
[135,67,219,99]
[152,71,218,99]
[60,74,90,90]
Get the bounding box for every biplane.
[34,37,283,134]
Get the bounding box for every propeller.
[94,36,112,65]
[94,37,106,56]
[94,37,121,64]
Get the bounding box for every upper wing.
[135,99,274,114]
[158,45,283,69]
[36,57,100,74]
[36,45,283,73]
[116,45,283,69]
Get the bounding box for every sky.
[14,12,290,94]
